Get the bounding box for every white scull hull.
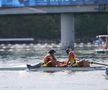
[0,66,105,71]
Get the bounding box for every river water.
[0,43,108,90]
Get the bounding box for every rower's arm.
[67,54,71,65]
[51,55,57,61]
[43,61,52,67]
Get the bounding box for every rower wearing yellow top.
[66,48,90,67]
[66,48,78,66]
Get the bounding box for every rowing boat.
[0,65,105,71]
[27,66,105,72]
[0,62,106,72]
[26,64,105,72]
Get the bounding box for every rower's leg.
[77,60,90,67]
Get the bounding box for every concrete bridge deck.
[0,5,108,15]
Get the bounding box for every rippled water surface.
[0,44,108,90]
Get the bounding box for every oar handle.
[43,61,52,67]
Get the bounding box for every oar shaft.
[91,62,108,66]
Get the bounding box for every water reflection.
[103,74,108,80]
[0,43,108,90]
[0,69,108,90]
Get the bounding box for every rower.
[66,48,90,67]
[43,49,67,67]
[43,49,58,67]
[66,48,78,66]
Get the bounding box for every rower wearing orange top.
[43,50,58,67]
[43,50,67,67]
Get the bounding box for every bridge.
[0,0,108,49]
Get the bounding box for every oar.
[63,62,74,71]
[42,61,52,67]
[90,61,108,66]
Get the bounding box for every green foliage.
[0,14,60,40]
[0,13,108,43]
[75,13,108,42]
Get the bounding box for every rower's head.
[48,50,56,55]
[66,48,73,54]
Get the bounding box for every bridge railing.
[0,0,108,7]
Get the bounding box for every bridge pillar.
[61,14,75,49]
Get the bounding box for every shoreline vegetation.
[0,13,108,43]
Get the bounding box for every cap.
[66,48,73,54]
[66,48,69,54]
[48,50,56,54]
